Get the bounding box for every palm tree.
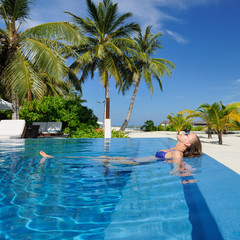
[0,0,82,119]
[65,0,139,132]
[180,104,214,139]
[207,102,240,144]
[180,102,240,144]
[120,26,175,132]
[167,113,193,134]
[196,103,215,138]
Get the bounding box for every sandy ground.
[125,130,240,175]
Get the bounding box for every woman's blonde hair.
[183,135,202,158]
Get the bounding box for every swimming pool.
[0,138,239,239]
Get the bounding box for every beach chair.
[0,120,26,139]
[32,122,48,135]
[33,121,62,136]
[42,122,62,136]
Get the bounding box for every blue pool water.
[0,138,240,240]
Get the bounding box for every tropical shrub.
[20,97,129,138]
[165,125,176,132]
[157,124,166,131]
[0,110,11,120]
[192,126,204,131]
[70,128,128,138]
[141,120,157,131]
[20,97,98,134]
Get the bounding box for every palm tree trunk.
[11,93,19,120]
[218,131,223,145]
[207,127,212,139]
[120,75,141,132]
[103,72,109,130]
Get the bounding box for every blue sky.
[12,0,240,126]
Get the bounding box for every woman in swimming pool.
[40,130,202,163]
[155,130,202,160]
[40,131,201,183]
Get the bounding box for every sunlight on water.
[1,138,237,239]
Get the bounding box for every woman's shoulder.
[171,149,183,158]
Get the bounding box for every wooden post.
[106,97,110,119]
[104,97,111,138]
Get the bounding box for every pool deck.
[125,130,240,175]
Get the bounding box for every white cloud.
[166,30,189,44]
[20,0,221,43]
[236,79,240,84]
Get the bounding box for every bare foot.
[40,151,54,158]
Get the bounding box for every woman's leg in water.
[40,151,55,158]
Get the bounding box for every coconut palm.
[167,113,193,134]
[207,102,240,144]
[65,0,139,129]
[0,0,82,119]
[120,26,175,132]
[180,102,240,144]
[180,104,214,139]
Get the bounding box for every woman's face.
[177,131,197,146]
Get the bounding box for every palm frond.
[22,22,83,45]
[5,48,43,100]
[65,68,82,93]
[86,0,100,24]
[142,65,153,94]
[0,27,9,43]
[0,0,32,22]
[111,23,139,38]
[20,38,68,81]
[105,53,122,88]
[30,37,79,58]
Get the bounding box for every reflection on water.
[0,138,205,240]
[0,139,25,153]
[104,138,111,152]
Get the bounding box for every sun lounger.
[33,122,62,136]
[32,122,48,134]
[42,122,62,136]
[0,120,26,139]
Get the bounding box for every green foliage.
[0,110,11,120]
[19,97,129,138]
[20,97,98,133]
[141,120,157,131]
[112,130,129,138]
[165,125,176,132]
[206,101,240,144]
[230,120,240,130]
[0,0,82,120]
[120,26,175,131]
[192,126,204,131]
[185,122,193,131]
[69,127,128,138]
[167,113,193,134]
[179,101,240,144]
[69,124,103,138]
[66,0,139,127]
[157,124,166,131]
